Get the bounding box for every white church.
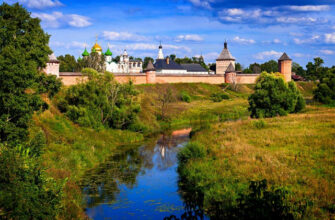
[81,42,143,74]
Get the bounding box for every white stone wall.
[43,62,59,77]
[156,69,188,74]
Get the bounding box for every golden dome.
[92,42,102,52]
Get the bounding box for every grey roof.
[181,64,207,72]
[154,59,184,70]
[48,53,60,63]
[217,42,235,61]
[226,63,235,72]
[278,52,292,61]
[145,60,155,71]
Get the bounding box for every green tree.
[249,63,261,73]
[0,3,51,143]
[57,68,141,130]
[306,57,325,80]
[57,54,78,72]
[248,72,305,118]
[313,68,335,104]
[143,56,154,69]
[260,60,278,73]
[292,62,306,78]
[169,54,176,61]
[235,63,242,71]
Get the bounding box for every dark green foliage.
[235,63,242,71]
[211,92,229,102]
[248,72,305,118]
[180,91,191,103]
[242,68,253,73]
[260,60,278,73]
[313,68,335,104]
[57,68,141,130]
[57,54,79,72]
[0,144,63,219]
[177,142,206,166]
[210,180,298,220]
[0,3,51,143]
[249,63,261,73]
[306,57,325,81]
[36,72,62,98]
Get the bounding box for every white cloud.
[293,35,320,44]
[273,38,281,44]
[200,52,220,62]
[219,8,261,23]
[187,0,213,9]
[32,11,91,28]
[175,34,203,42]
[288,5,330,12]
[276,17,319,24]
[320,49,334,55]
[253,50,282,60]
[124,43,191,52]
[292,53,305,58]
[233,36,255,44]
[102,31,149,42]
[325,33,335,44]
[8,0,63,9]
[50,41,87,49]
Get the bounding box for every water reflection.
[81,129,206,219]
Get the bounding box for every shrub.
[248,72,305,118]
[253,119,266,129]
[211,92,229,102]
[313,69,335,104]
[177,142,207,166]
[180,91,191,103]
[57,68,141,130]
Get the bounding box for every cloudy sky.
[3,0,335,67]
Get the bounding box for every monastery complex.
[44,41,292,86]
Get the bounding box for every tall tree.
[58,54,78,72]
[235,63,242,71]
[260,60,278,73]
[0,3,51,143]
[306,57,325,80]
[249,63,261,73]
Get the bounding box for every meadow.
[30,81,333,219]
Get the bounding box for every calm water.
[81,129,207,219]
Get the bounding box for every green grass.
[179,105,335,219]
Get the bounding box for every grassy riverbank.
[178,105,335,219]
[33,82,318,218]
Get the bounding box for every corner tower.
[278,53,292,82]
[216,41,235,74]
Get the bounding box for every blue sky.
[3,0,335,67]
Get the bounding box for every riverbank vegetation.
[177,105,335,219]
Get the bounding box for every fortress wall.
[60,72,259,86]
[60,75,88,86]
[155,74,225,84]
[113,74,147,85]
[236,74,260,84]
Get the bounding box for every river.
[81,128,208,219]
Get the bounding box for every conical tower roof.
[217,41,235,61]
[145,60,155,72]
[105,47,113,56]
[226,63,235,72]
[82,48,89,56]
[278,52,292,61]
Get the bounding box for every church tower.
[216,41,235,74]
[157,43,164,59]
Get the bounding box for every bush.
[177,142,207,166]
[180,91,191,103]
[248,72,305,118]
[253,119,266,129]
[0,144,63,219]
[313,69,335,104]
[211,92,229,102]
[57,68,141,130]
